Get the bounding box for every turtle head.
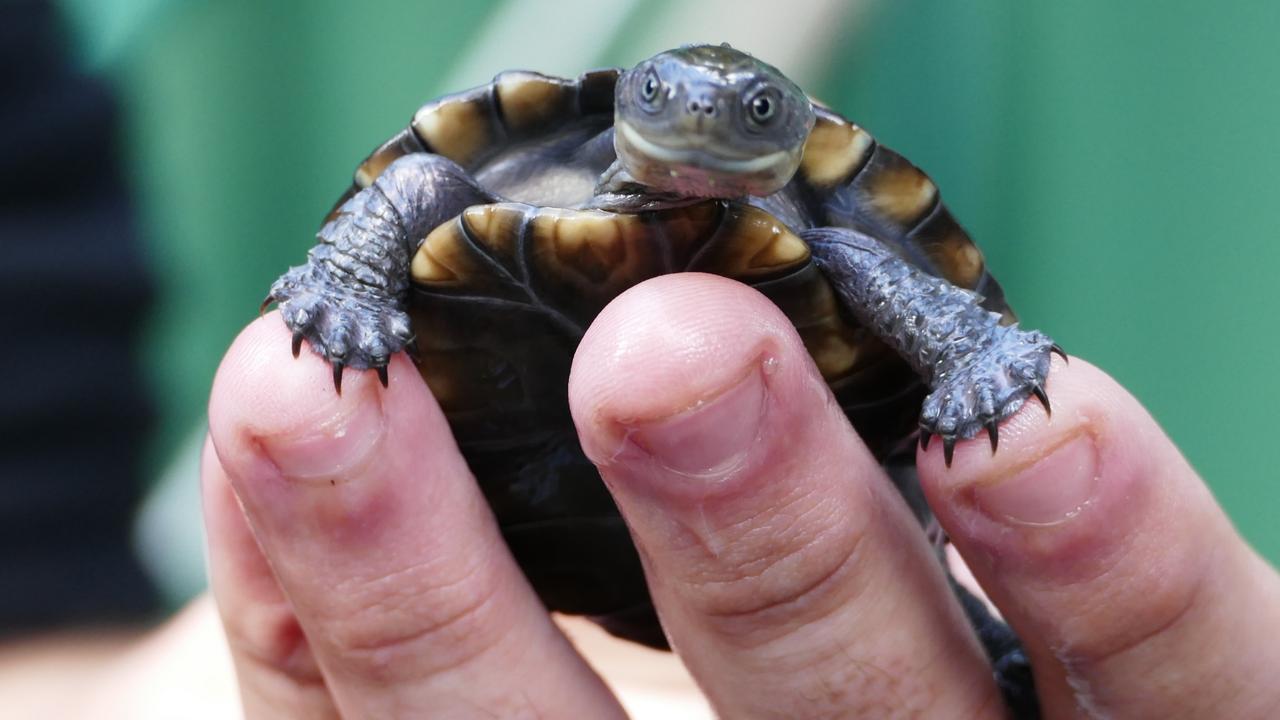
[614,44,815,198]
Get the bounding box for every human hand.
[206,273,1280,718]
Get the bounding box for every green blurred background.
[57,0,1279,603]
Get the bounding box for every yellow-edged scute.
[769,273,862,381]
[864,159,938,226]
[939,233,985,290]
[689,204,810,279]
[646,201,722,265]
[354,128,425,188]
[494,71,577,136]
[799,113,873,189]
[404,199,928,457]
[411,201,816,315]
[529,208,643,288]
[411,219,477,285]
[460,204,526,265]
[908,204,988,292]
[807,326,863,380]
[411,86,500,167]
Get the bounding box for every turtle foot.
[266,264,414,392]
[919,326,1058,466]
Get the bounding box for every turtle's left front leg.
[803,226,1061,466]
[267,154,492,390]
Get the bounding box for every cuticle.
[966,425,1096,490]
[603,350,777,476]
[972,429,1101,528]
[259,386,388,483]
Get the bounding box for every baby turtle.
[267,44,1055,715]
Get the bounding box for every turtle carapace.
[265,44,1057,717]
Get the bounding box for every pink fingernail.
[258,394,385,481]
[626,366,768,477]
[973,435,1100,526]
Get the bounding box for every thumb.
[920,358,1280,717]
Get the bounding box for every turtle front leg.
[803,227,1061,466]
[267,154,492,390]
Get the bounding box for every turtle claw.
[332,361,345,394]
[943,436,957,467]
[376,365,389,388]
[919,429,933,451]
[1051,343,1068,363]
[919,327,1057,465]
[403,336,422,362]
[259,295,275,317]
[269,261,415,380]
[1031,384,1051,417]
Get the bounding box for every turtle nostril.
[686,96,717,117]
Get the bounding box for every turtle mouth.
[617,121,791,176]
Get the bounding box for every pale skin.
[23,273,1280,718]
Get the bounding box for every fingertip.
[920,357,1277,715]
[207,316,464,575]
[210,314,428,488]
[569,275,798,424]
[918,357,1199,576]
[210,314,417,444]
[207,319,625,717]
[568,273,834,491]
[567,274,999,716]
[566,273,877,581]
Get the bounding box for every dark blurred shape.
[0,0,159,634]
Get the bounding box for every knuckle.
[673,486,871,646]
[320,553,510,680]
[1058,544,1211,667]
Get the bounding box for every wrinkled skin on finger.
[206,277,1280,719]
[570,274,1005,718]
[918,359,1280,718]
[207,316,626,719]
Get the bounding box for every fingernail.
[625,365,768,477]
[258,393,385,481]
[973,435,1100,526]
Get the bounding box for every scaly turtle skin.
[266,44,1055,717]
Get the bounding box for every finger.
[202,435,338,719]
[208,316,625,719]
[569,274,1004,718]
[920,358,1280,717]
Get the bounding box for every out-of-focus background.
[4,0,1278,706]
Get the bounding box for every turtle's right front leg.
[267,154,492,390]
[804,226,1061,466]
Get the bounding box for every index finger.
[920,358,1280,717]
[208,316,626,719]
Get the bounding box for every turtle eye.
[748,90,776,124]
[639,70,662,106]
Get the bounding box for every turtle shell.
[409,199,925,454]
[404,200,923,635]
[326,69,1011,643]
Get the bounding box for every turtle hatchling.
[266,44,1058,715]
